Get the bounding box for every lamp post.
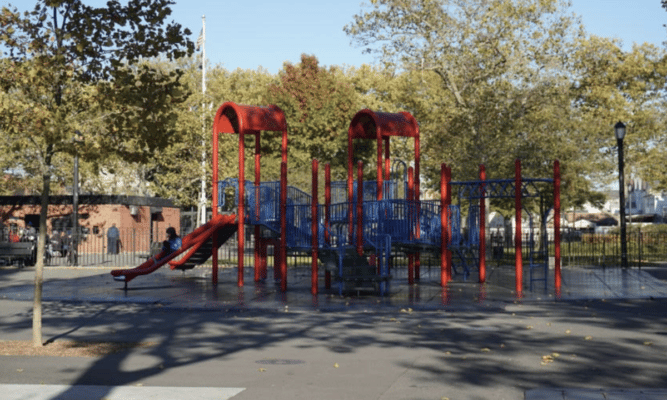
[70,131,83,266]
[615,121,628,269]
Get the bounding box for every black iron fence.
[560,231,667,268]
[4,225,666,270]
[488,230,667,269]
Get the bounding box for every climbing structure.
[212,102,288,289]
[210,102,562,297]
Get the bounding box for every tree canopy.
[344,0,667,210]
[0,0,193,346]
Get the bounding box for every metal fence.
[487,230,667,269]
[9,225,666,270]
[560,231,667,268]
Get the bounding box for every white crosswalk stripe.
[1,384,244,400]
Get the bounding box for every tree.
[0,0,193,346]
[266,54,360,187]
[570,36,667,192]
[205,66,277,186]
[344,0,589,196]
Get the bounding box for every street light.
[615,121,628,269]
[70,131,83,266]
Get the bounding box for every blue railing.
[218,178,482,277]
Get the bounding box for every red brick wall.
[1,203,180,253]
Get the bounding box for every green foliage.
[570,36,667,191]
[266,54,360,187]
[345,0,667,212]
[0,0,193,187]
[345,0,583,183]
[0,0,193,279]
[206,66,278,185]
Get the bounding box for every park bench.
[0,242,36,268]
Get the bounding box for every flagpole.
[199,15,207,226]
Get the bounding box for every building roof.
[0,195,176,207]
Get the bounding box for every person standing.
[107,223,120,255]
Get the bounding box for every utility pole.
[198,15,208,226]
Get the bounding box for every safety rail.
[330,180,404,202]
[451,178,553,200]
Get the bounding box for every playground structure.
[112,102,562,298]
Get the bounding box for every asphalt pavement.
[1,264,667,400]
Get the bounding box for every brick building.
[0,195,180,254]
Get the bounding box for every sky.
[7,0,666,73]
[172,0,666,74]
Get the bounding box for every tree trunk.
[33,162,52,347]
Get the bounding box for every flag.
[196,29,204,50]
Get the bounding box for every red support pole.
[415,134,420,205]
[237,131,245,288]
[408,167,415,240]
[377,134,383,201]
[414,134,421,282]
[479,164,486,283]
[325,164,331,246]
[515,159,523,298]
[408,167,415,285]
[273,238,280,281]
[280,161,288,292]
[554,160,562,297]
[348,136,354,244]
[212,125,219,285]
[446,166,452,280]
[441,164,451,286]
[259,239,267,280]
[384,137,391,182]
[325,164,332,289]
[254,134,261,282]
[311,159,319,295]
[415,254,421,282]
[357,161,364,255]
[278,126,288,292]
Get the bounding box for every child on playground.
[162,227,182,255]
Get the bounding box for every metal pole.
[71,152,78,266]
[479,164,486,283]
[70,131,82,266]
[515,159,523,298]
[311,159,318,295]
[199,15,208,227]
[554,160,562,296]
[618,137,628,269]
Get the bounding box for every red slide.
[111,214,237,284]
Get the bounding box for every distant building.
[0,195,180,253]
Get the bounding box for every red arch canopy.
[347,109,420,202]
[213,102,287,135]
[348,109,419,140]
[211,101,288,289]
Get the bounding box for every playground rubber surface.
[1,265,667,399]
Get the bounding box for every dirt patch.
[0,340,156,357]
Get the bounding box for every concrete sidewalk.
[1,265,666,400]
